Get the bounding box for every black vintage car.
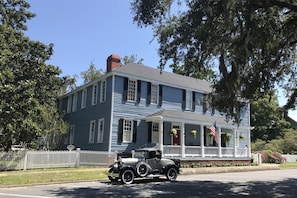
[108,146,180,184]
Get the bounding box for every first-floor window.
[152,122,159,143]
[69,125,75,145]
[97,118,104,143]
[89,120,96,143]
[123,120,133,143]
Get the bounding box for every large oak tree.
[131,0,297,123]
[0,0,67,150]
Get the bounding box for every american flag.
[209,122,219,145]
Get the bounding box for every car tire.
[166,167,178,181]
[136,162,149,177]
[121,169,135,184]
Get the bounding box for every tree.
[122,54,144,65]
[0,0,66,151]
[131,0,297,123]
[250,91,290,142]
[80,62,103,84]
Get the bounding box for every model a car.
[108,147,180,184]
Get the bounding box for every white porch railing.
[163,145,249,158]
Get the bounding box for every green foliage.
[122,54,144,65]
[131,0,297,123]
[251,91,290,141]
[80,62,103,84]
[0,0,67,150]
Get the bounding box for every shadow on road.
[47,178,297,198]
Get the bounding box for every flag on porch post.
[209,122,219,145]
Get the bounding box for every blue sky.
[24,0,297,120]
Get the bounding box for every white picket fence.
[0,149,116,171]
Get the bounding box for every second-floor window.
[89,120,96,143]
[81,89,87,109]
[185,90,192,110]
[182,90,195,111]
[92,84,98,105]
[67,96,72,113]
[72,93,77,112]
[151,84,158,104]
[127,79,136,101]
[100,80,106,103]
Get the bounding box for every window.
[97,118,104,143]
[81,89,87,109]
[92,84,98,105]
[72,93,77,112]
[69,125,75,145]
[151,84,158,104]
[123,120,133,143]
[185,90,192,110]
[89,120,96,143]
[127,79,136,101]
[67,96,72,113]
[151,122,159,143]
[100,80,106,103]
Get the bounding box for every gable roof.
[112,63,212,93]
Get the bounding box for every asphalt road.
[0,169,296,198]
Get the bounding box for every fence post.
[23,150,28,170]
[76,148,80,168]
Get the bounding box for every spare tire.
[136,162,149,177]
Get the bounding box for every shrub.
[258,150,286,164]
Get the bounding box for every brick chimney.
[106,54,121,72]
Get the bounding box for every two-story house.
[59,54,251,161]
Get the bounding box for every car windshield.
[134,151,147,159]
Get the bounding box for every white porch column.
[218,126,222,157]
[247,129,251,158]
[234,129,237,157]
[200,125,205,157]
[159,120,164,156]
[181,123,185,157]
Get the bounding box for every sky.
[24,0,297,121]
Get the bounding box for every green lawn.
[279,162,297,169]
[0,167,108,187]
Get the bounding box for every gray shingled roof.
[112,63,212,93]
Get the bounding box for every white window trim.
[92,84,98,105]
[100,80,106,103]
[67,96,72,113]
[69,125,75,145]
[185,90,192,110]
[127,79,137,102]
[152,122,159,143]
[123,119,133,143]
[89,120,96,143]
[97,118,104,143]
[151,84,159,104]
[81,89,87,109]
[72,93,77,112]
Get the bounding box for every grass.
[279,162,297,169]
[0,167,108,187]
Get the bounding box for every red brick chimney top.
[107,54,121,73]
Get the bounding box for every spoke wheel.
[166,167,178,181]
[136,163,148,177]
[121,169,134,184]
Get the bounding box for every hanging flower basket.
[239,133,245,139]
[191,130,197,137]
[225,132,231,142]
[170,128,177,136]
[209,131,215,137]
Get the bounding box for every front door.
[173,129,180,145]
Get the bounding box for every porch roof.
[145,109,238,128]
